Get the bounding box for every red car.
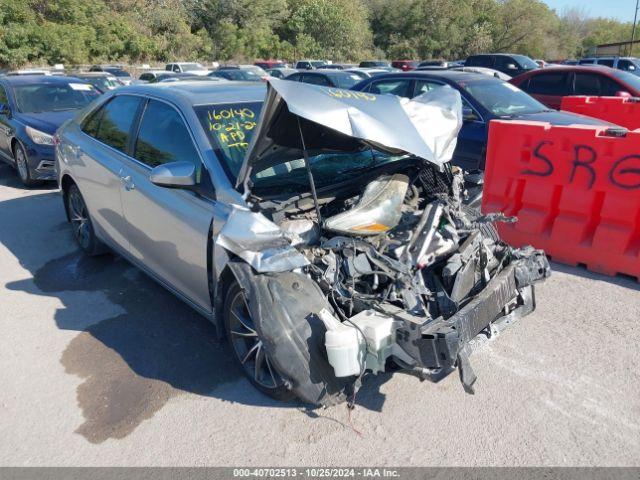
[391,60,419,71]
[509,66,640,109]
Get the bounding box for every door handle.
[120,175,135,191]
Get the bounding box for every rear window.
[194,102,263,181]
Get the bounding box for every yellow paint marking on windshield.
[206,107,259,150]
[325,89,376,101]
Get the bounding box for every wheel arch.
[60,174,77,222]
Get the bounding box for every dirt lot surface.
[0,163,638,466]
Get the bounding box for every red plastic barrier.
[561,96,640,130]
[482,120,640,280]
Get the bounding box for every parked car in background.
[266,67,298,79]
[7,69,52,76]
[254,60,287,69]
[465,53,538,77]
[577,56,640,75]
[359,60,391,68]
[391,60,419,71]
[157,75,226,84]
[165,62,210,76]
[209,65,268,82]
[72,72,120,93]
[0,75,99,186]
[138,70,172,83]
[344,68,393,79]
[89,66,133,85]
[284,70,364,89]
[534,59,548,68]
[509,65,640,109]
[294,60,326,70]
[351,71,612,175]
[317,64,344,70]
[418,60,455,69]
[449,66,512,81]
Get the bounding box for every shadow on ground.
[0,165,392,443]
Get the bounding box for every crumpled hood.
[17,110,79,135]
[236,78,463,190]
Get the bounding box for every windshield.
[83,77,119,92]
[460,79,547,116]
[13,83,100,113]
[311,61,326,68]
[329,72,363,89]
[611,69,640,91]
[512,55,538,70]
[106,69,130,78]
[219,70,263,81]
[182,63,206,72]
[194,101,408,191]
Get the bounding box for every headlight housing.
[25,126,54,146]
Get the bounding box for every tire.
[65,184,107,256]
[13,142,42,187]
[223,282,294,401]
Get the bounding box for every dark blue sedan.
[351,71,612,172]
[0,75,99,186]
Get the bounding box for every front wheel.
[224,282,294,401]
[65,184,107,256]
[14,143,42,187]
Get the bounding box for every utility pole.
[631,0,640,56]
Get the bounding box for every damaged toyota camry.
[56,78,550,406]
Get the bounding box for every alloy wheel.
[228,290,283,390]
[15,147,29,182]
[68,188,91,250]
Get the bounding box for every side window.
[173,65,181,72]
[414,80,445,96]
[165,65,172,72]
[618,59,637,72]
[301,74,330,86]
[286,73,301,82]
[93,96,142,152]
[597,58,615,67]
[0,85,8,105]
[526,73,568,95]
[573,73,602,96]
[139,73,152,81]
[467,56,493,68]
[600,76,624,96]
[369,79,413,98]
[134,100,201,175]
[82,105,105,138]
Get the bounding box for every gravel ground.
[0,163,638,467]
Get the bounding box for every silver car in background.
[56,79,549,406]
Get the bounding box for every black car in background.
[284,70,364,89]
[89,65,133,85]
[465,54,538,77]
[359,60,391,68]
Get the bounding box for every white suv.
[165,62,209,76]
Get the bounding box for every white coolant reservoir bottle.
[317,309,365,377]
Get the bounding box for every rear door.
[74,95,143,251]
[119,98,214,312]
[522,71,570,109]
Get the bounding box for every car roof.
[366,70,492,82]
[119,81,266,106]
[0,75,90,86]
[524,65,616,74]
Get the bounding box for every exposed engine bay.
[216,78,551,405]
[245,160,549,396]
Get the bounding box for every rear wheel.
[224,282,294,401]
[14,143,42,187]
[65,184,107,256]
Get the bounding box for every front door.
[119,98,214,312]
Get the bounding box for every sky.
[542,0,638,22]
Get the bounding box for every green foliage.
[0,0,636,69]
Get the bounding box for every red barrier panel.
[482,120,640,280]
[561,96,640,130]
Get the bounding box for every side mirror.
[150,161,196,189]
[462,106,479,122]
[506,63,518,70]
[616,91,632,98]
[0,103,11,116]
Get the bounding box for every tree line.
[0,0,635,69]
